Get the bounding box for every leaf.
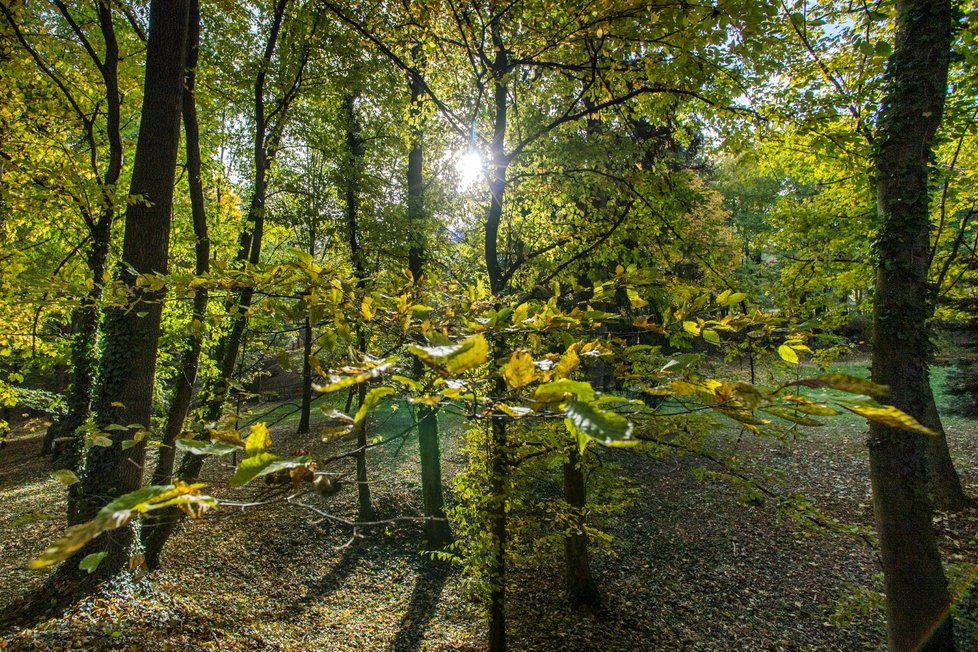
[230,453,312,487]
[407,335,488,374]
[314,357,397,393]
[760,407,824,427]
[52,469,80,486]
[244,423,271,457]
[497,404,533,418]
[175,439,242,457]
[90,435,112,447]
[555,345,580,379]
[841,403,937,436]
[563,399,633,454]
[702,329,721,345]
[534,379,595,404]
[786,374,889,399]
[777,344,799,364]
[727,292,746,304]
[79,552,107,574]
[781,395,841,416]
[354,387,396,426]
[682,321,700,336]
[502,350,537,389]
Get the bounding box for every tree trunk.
[407,50,452,550]
[58,0,189,582]
[342,91,376,523]
[869,1,955,650]
[151,0,209,486]
[563,445,599,607]
[141,0,293,569]
[297,315,313,434]
[41,3,122,460]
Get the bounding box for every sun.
[456,149,483,191]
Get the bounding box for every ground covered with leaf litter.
[2,368,978,651]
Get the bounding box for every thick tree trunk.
[563,445,599,607]
[58,0,189,582]
[869,1,955,650]
[141,0,292,569]
[151,0,208,486]
[407,53,452,550]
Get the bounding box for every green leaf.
[563,399,633,454]
[230,453,313,487]
[702,329,721,345]
[354,387,396,426]
[777,344,799,364]
[51,469,80,486]
[534,379,595,404]
[175,439,242,456]
[840,403,937,436]
[78,552,107,574]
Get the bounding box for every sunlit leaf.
[502,350,537,389]
[841,403,937,436]
[564,399,633,454]
[230,454,312,487]
[777,344,799,364]
[761,407,824,427]
[785,374,889,399]
[534,379,595,404]
[175,439,242,456]
[51,469,80,486]
[244,423,271,457]
[355,387,396,426]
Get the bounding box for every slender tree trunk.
[869,1,955,650]
[563,445,599,607]
[342,91,376,523]
[42,4,122,460]
[485,27,511,652]
[407,49,452,549]
[151,0,209,486]
[297,315,313,434]
[57,0,189,582]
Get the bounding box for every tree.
[59,0,190,581]
[868,0,956,649]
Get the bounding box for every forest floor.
[2,358,978,651]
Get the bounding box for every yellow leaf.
[555,345,580,379]
[841,404,937,436]
[244,423,271,457]
[502,350,537,389]
[777,344,799,364]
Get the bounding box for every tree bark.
[58,0,189,581]
[407,47,452,550]
[141,0,292,569]
[41,3,122,460]
[151,0,209,486]
[869,1,956,649]
[563,445,599,607]
[341,91,377,523]
[297,315,313,434]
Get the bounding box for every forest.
[1,0,977,650]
